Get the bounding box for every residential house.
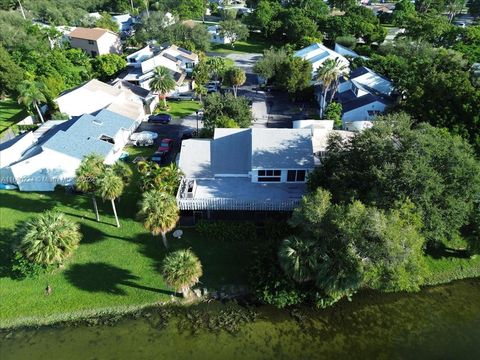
[68,27,122,56]
[118,44,198,94]
[294,43,350,79]
[176,128,315,214]
[208,24,232,44]
[1,110,138,191]
[334,66,394,125]
[55,79,152,120]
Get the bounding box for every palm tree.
[139,162,182,194]
[76,154,106,222]
[98,168,124,228]
[149,66,176,108]
[161,249,203,298]
[18,211,81,266]
[315,58,348,118]
[138,190,179,248]
[17,80,47,123]
[278,236,318,283]
[112,160,133,186]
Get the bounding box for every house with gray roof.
[177,128,315,212]
[5,109,137,191]
[333,66,395,126]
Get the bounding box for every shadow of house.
[64,262,175,296]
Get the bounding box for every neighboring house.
[68,27,122,56]
[118,44,198,93]
[208,24,232,44]
[176,128,315,213]
[2,110,138,192]
[112,14,135,33]
[334,66,394,125]
[294,43,350,78]
[55,79,149,121]
[334,43,363,59]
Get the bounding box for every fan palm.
[315,58,348,118]
[149,66,176,108]
[17,80,47,123]
[75,154,106,222]
[140,162,182,194]
[112,160,133,186]
[98,168,124,228]
[138,190,179,248]
[18,211,81,266]
[161,249,203,298]
[278,236,318,283]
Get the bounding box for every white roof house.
[335,66,394,125]
[208,24,233,44]
[177,128,315,211]
[120,44,198,92]
[55,79,147,121]
[294,43,350,78]
[6,110,138,191]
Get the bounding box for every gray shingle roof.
[212,129,251,175]
[251,128,314,169]
[42,109,136,160]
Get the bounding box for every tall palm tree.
[112,160,133,186]
[98,169,124,228]
[18,211,81,266]
[149,66,176,108]
[76,154,106,222]
[17,80,47,123]
[161,249,203,298]
[139,162,182,194]
[278,236,318,283]
[315,58,348,118]
[137,190,179,248]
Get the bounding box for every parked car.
[181,129,197,140]
[148,113,172,124]
[157,138,174,154]
[167,92,197,101]
[151,152,167,164]
[206,81,220,93]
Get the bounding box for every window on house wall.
[91,50,97,56]
[287,170,307,182]
[258,169,281,182]
[88,40,95,45]
[367,110,381,117]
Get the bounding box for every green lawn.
[211,34,273,54]
[0,99,28,134]
[156,100,202,120]
[0,154,254,328]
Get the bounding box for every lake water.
[1,278,480,360]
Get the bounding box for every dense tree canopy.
[309,113,480,245]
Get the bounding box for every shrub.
[196,221,257,242]
[335,35,357,49]
[11,251,50,279]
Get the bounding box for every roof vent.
[92,119,103,126]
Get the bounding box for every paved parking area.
[134,123,191,164]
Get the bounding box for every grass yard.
[0,156,254,329]
[211,33,273,54]
[156,100,202,120]
[0,99,28,134]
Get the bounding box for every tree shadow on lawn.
[130,231,253,289]
[0,191,58,214]
[0,227,16,278]
[77,223,129,244]
[64,262,175,296]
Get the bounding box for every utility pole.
[18,0,26,20]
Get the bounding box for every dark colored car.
[151,152,167,164]
[148,113,172,124]
[181,129,197,140]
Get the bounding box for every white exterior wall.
[250,169,311,183]
[10,149,80,191]
[342,101,387,122]
[70,32,121,56]
[95,32,122,55]
[0,132,36,168]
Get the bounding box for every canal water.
[1,278,480,360]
